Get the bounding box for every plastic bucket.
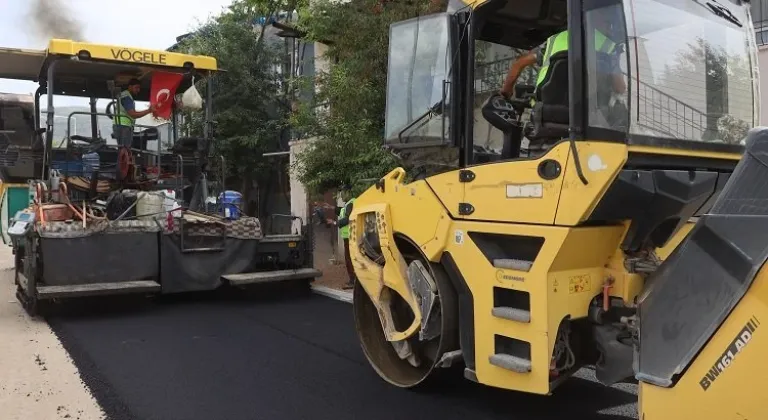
[136,191,165,221]
[218,190,242,220]
[162,189,182,218]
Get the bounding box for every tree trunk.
[254,171,275,232]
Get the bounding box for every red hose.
[602,280,614,312]
[59,182,69,200]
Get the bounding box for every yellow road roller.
[349,0,768,417]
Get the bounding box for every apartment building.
[753,0,768,124]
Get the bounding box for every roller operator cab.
[350,0,767,417]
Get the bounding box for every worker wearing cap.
[113,78,156,148]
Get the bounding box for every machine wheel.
[117,147,134,181]
[14,246,23,274]
[353,252,459,389]
[16,284,40,317]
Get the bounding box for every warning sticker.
[454,230,464,245]
[568,274,592,294]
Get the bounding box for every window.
[757,27,768,45]
[384,13,452,146]
[623,0,756,145]
[471,40,534,162]
[752,0,768,45]
[584,3,631,135]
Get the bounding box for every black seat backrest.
[536,51,569,107]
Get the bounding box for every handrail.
[631,75,710,140]
[61,111,166,179]
[268,213,304,235]
[65,111,161,144]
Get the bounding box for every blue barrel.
[52,160,85,177]
[218,190,242,220]
[81,152,100,178]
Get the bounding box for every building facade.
[754,0,768,124]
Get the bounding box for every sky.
[0,0,234,106]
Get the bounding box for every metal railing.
[475,56,533,95]
[473,56,714,140]
[633,78,709,140]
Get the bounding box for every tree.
[177,0,303,215]
[661,37,754,144]
[290,0,445,197]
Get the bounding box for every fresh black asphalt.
[46,286,638,420]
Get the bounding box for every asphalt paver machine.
[0,39,319,315]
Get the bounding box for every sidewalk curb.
[311,285,353,304]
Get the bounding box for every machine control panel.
[8,208,36,237]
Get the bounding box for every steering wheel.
[481,95,519,133]
[70,135,97,144]
[105,100,117,120]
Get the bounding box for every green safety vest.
[339,198,355,239]
[535,30,616,88]
[114,90,135,127]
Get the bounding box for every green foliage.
[663,37,755,142]
[290,0,445,197]
[177,0,297,186]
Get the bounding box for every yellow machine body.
[350,135,768,419]
[351,0,764,417]
[638,266,768,419]
[350,141,720,394]
[46,39,218,71]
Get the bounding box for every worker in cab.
[112,78,156,148]
[485,12,626,127]
[337,193,356,290]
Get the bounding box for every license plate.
[288,242,297,248]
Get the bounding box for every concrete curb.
[311,285,353,304]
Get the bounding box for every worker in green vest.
[337,193,356,290]
[113,78,156,148]
[483,11,627,131]
[496,29,624,101]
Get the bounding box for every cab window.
[471,40,536,164]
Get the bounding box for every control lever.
[509,98,532,113]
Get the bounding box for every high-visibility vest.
[114,90,135,127]
[339,198,355,239]
[535,30,616,88]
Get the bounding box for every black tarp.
[159,233,259,294]
[40,231,159,286]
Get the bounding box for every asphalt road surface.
[47,286,638,420]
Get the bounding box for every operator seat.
[131,126,159,150]
[529,51,570,140]
[109,126,160,150]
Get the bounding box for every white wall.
[289,138,310,226]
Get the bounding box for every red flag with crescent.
[150,71,183,120]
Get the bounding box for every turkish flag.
[150,71,184,120]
